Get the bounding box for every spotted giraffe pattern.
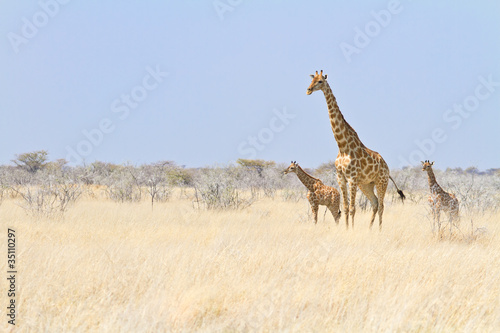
[307,70,405,230]
[421,160,459,225]
[284,161,341,224]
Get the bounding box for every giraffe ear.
[431,161,434,166]
[310,74,315,79]
[421,161,424,164]
[324,74,327,80]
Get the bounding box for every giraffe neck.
[426,168,443,194]
[295,166,319,191]
[321,82,364,152]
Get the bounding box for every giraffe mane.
[343,120,366,148]
[295,164,321,182]
[320,78,367,149]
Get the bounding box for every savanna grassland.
[1,185,499,332]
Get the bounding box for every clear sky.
[1,1,499,170]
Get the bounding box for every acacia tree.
[6,155,83,217]
[236,159,275,176]
[12,150,48,173]
[137,161,172,209]
[193,166,239,210]
[103,165,142,203]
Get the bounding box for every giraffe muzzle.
[306,89,312,95]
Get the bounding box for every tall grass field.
[1,187,499,332]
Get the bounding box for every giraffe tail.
[389,175,406,203]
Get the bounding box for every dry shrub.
[193,166,254,210]
[10,177,82,218]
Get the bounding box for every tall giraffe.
[284,161,341,224]
[421,160,459,227]
[306,70,405,229]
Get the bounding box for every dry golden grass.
[1,189,499,332]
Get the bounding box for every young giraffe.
[307,70,405,230]
[284,161,341,224]
[421,160,459,226]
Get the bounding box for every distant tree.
[485,168,500,176]
[315,160,337,175]
[236,159,275,176]
[12,150,49,173]
[312,161,337,187]
[77,161,121,185]
[103,164,142,203]
[45,159,69,175]
[89,161,121,174]
[465,166,479,175]
[137,161,172,209]
[166,166,194,186]
[446,167,464,174]
[193,166,254,210]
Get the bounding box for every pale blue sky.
[1,1,499,169]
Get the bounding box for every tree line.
[1,151,498,217]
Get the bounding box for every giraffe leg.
[310,202,319,224]
[453,208,460,225]
[429,197,437,231]
[431,207,436,231]
[337,174,349,229]
[448,210,453,237]
[452,199,460,226]
[358,183,378,229]
[308,192,319,224]
[449,199,460,237]
[375,180,388,230]
[436,208,441,233]
[348,181,358,229]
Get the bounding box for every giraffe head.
[283,161,299,175]
[306,70,328,95]
[421,160,434,171]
